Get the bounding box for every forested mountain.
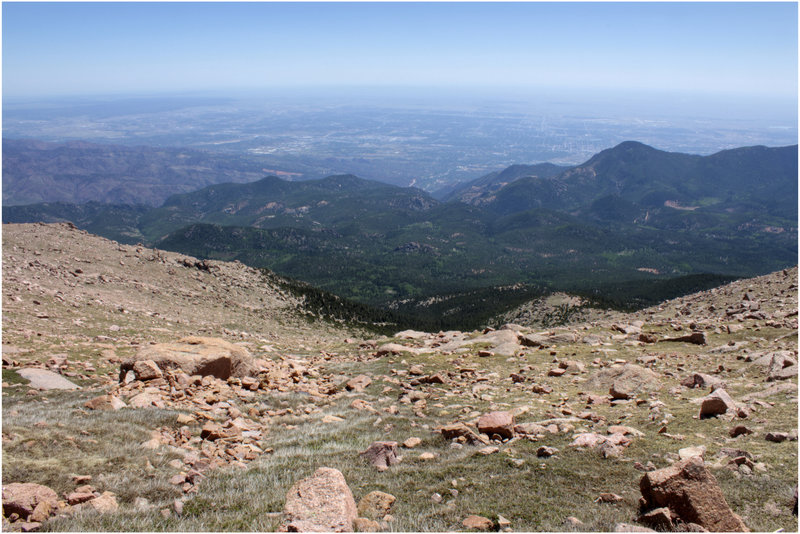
[5,141,796,309]
[435,162,568,202]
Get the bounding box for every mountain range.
[4,140,796,320]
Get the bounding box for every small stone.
[564,516,584,527]
[345,374,371,392]
[497,515,511,528]
[360,441,400,470]
[357,491,396,520]
[66,492,95,505]
[462,514,493,531]
[596,493,623,503]
[402,437,422,449]
[537,446,558,457]
[419,452,436,461]
[83,395,126,411]
[678,446,706,460]
[133,497,151,510]
[88,492,118,514]
[729,425,752,438]
[430,493,442,504]
[478,446,499,455]
[765,432,788,443]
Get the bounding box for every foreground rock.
[120,336,256,381]
[281,468,358,532]
[638,456,748,532]
[477,411,515,439]
[2,483,59,524]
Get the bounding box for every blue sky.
[2,2,797,99]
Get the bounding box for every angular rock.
[537,446,558,458]
[200,421,241,441]
[661,332,707,345]
[132,359,163,381]
[345,375,371,392]
[476,411,515,440]
[120,336,255,381]
[281,467,357,532]
[66,492,95,505]
[359,441,400,471]
[87,492,118,514]
[462,515,493,531]
[639,456,748,532]
[681,373,726,391]
[84,395,126,411]
[569,432,607,449]
[765,432,788,443]
[357,491,395,519]
[441,422,489,445]
[2,483,58,521]
[678,446,706,460]
[699,389,738,419]
[729,425,752,438]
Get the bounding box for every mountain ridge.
[4,140,796,308]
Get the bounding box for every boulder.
[476,411,515,439]
[120,336,256,381]
[281,468,357,532]
[699,389,738,419]
[132,359,163,381]
[639,456,748,532]
[2,483,59,521]
[359,441,400,471]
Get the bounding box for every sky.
[2,2,798,100]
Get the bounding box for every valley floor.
[2,223,797,532]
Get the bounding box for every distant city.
[4,88,796,192]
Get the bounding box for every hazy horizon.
[3,2,797,101]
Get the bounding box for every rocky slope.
[2,223,797,532]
